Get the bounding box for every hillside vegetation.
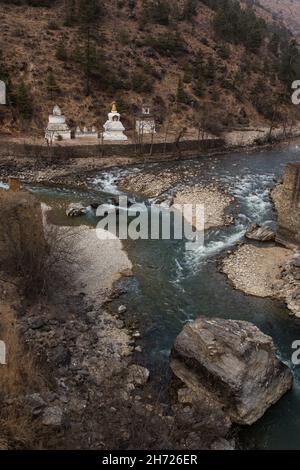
[257,0,300,40]
[0,0,300,136]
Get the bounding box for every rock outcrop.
[245,223,276,242]
[272,251,300,317]
[272,164,300,247]
[171,317,293,426]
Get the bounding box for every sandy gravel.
[118,169,182,198]
[72,226,132,304]
[174,185,234,231]
[119,170,234,230]
[222,244,291,298]
[43,218,134,370]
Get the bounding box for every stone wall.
[274,163,300,247]
[0,138,225,160]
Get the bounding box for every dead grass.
[0,280,48,449]
[0,189,77,449]
[0,189,78,300]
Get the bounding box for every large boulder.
[170,317,293,425]
[245,223,275,242]
[66,203,87,218]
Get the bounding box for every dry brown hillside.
[0,0,299,136]
[258,0,300,39]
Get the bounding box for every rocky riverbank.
[174,185,234,231]
[1,134,299,191]
[2,192,245,450]
[222,243,300,317]
[118,169,234,231]
[0,194,168,449]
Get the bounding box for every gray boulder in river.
[170,317,293,425]
[245,223,276,242]
[66,203,87,217]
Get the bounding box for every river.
[31,141,300,449]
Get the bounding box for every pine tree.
[251,78,267,107]
[16,82,32,120]
[183,64,193,84]
[64,0,77,26]
[78,0,100,25]
[83,30,98,96]
[204,56,215,85]
[182,0,198,22]
[194,76,205,97]
[176,78,188,105]
[55,40,68,61]
[141,0,171,26]
[46,72,60,99]
[72,44,83,64]
[269,32,280,56]
[279,40,300,91]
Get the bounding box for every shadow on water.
[30,142,300,449]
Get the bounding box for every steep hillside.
[257,0,300,39]
[0,0,299,136]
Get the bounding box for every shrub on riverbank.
[0,189,76,300]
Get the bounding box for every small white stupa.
[45,105,71,141]
[136,104,156,135]
[103,101,128,141]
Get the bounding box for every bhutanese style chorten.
[103,102,128,141]
[45,105,71,141]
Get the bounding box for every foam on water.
[228,173,275,222]
[91,167,142,195]
[184,225,246,270]
[0,181,8,190]
[178,173,275,273]
[92,171,123,195]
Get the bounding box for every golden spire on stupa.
[111,101,117,113]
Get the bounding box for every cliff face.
[0,0,299,136]
[273,163,300,247]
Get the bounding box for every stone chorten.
[45,105,71,141]
[103,102,128,141]
[135,104,156,135]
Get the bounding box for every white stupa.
[136,105,156,135]
[103,102,128,141]
[45,105,71,141]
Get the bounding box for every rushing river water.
[31,142,300,449]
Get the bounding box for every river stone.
[52,345,71,367]
[127,364,150,386]
[292,256,300,268]
[245,224,276,242]
[30,318,46,330]
[118,305,127,314]
[26,393,47,415]
[292,288,300,300]
[66,203,87,218]
[170,317,293,425]
[42,406,63,427]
